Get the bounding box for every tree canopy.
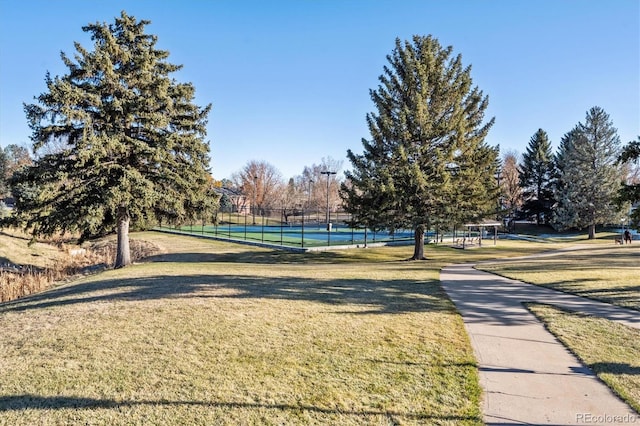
[499,151,522,227]
[231,160,284,222]
[10,11,215,267]
[0,144,32,197]
[342,35,498,259]
[552,107,622,238]
[519,129,555,224]
[618,136,640,226]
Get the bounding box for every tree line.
[220,156,344,224]
[1,12,638,268]
[501,114,639,238]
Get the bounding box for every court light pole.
[307,179,314,225]
[321,171,336,230]
[252,175,258,225]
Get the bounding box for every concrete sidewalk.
[440,263,639,425]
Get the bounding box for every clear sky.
[1,0,638,180]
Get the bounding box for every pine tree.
[552,107,623,238]
[342,35,498,259]
[519,129,555,225]
[551,127,580,230]
[10,12,214,267]
[617,136,640,226]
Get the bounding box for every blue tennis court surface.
[156,223,416,249]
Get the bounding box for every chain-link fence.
[156,208,415,248]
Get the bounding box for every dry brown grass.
[0,231,605,425]
[0,231,487,425]
[479,244,640,309]
[0,230,162,303]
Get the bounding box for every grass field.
[0,229,62,268]
[0,231,636,424]
[0,232,491,426]
[478,243,640,310]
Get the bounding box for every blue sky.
[1,0,638,180]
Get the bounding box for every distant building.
[213,187,249,214]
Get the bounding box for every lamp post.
[252,175,258,225]
[307,179,314,225]
[321,171,336,231]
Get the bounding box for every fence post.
[301,209,305,248]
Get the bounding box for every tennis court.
[155,221,416,249]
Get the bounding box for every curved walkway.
[440,263,639,425]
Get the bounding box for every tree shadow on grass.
[550,282,640,311]
[0,394,480,422]
[590,362,640,376]
[143,247,413,265]
[0,269,451,315]
[143,249,347,265]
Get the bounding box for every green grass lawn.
[1,231,632,424]
[1,232,495,426]
[478,242,640,310]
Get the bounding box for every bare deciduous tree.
[500,151,523,223]
[231,160,284,220]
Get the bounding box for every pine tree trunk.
[588,224,596,240]
[411,224,426,260]
[115,205,132,268]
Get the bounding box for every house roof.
[213,186,245,197]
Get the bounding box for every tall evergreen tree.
[342,35,498,259]
[10,12,214,267]
[617,136,640,226]
[551,127,579,230]
[519,129,555,225]
[552,107,622,238]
